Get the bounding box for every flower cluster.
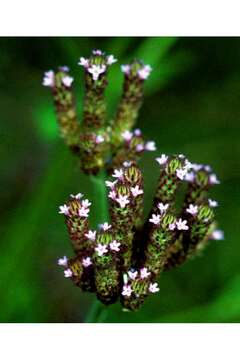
[58,157,223,311]
[43,50,153,174]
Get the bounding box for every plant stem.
[85,170,108,323]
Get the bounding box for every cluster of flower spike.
[43,49,155,174]
[58,156,223,311]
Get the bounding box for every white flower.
[105,180,117,189]
[82,257,92,267]
[149,214,161,225]
[78,57,89,67]
[59,65,69,72]
[95,244,108,256]
[123,161,132,167]
[82,199,91,208]
[122,285,132,297]
[176,168,188,180]
[92,49,103,55]
[78,207,89,217]
[116,194,130,208]
[70,193,83,199]
[204,165,212,172]
[100,222,112,231]
[108,190,116,200]
[112,169,123,179]
[59,204,69,215]
[136,144,144,152]
[185,172,195,182]
[128,270,138,280]
[62,75,74,87]
[208,199,218,207]
[211,229,224,240]
[131,185,143,197]
[176,218,189,230]
[186,204,198,216]
[95,134,104,144]
[134,128,142,136]
[85,230,96,241]
[156,154,168,165]
[88,64,106,81]
[178,154,185,159]
[122,130,133,141]
[58,256,68,266]
[169,223,176,231]
[121,64,131,74]
[140,267,150,279]
[149,282,160,293]
[145,141,156,151]
[209,174,220,185]
[157,202,169,214]
[110,240,121,252]
[184,160,193,171]
[107,54,117,65]
[192,163,203,171]
[42,70,55,87]
[137,65,152,80]
[64,269,72,278]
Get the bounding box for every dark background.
[1,37,239,322]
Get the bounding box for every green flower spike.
[43,51,154,175]
[58,154,222,311]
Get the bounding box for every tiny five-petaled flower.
[186,204,198,216]
[122,285,133,297]
[140,267,150,279]
[85,230,96,241]
[176,218,189,230]
[110,240,121,252]
[82,257,92,267]
[95,244,108,256]
[149,214,161,225]
[149,283,160,293]
[116,194,130,208]
[58,256,68,266]
[59,204,69,215]
[131,185,143,197]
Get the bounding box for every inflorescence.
[44,49,224,311]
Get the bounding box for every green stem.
[85,170,109,323]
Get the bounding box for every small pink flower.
[105,180,117,188]
[136,144,144,152]
[122,285,132,297]
[137,65,152,80]
[107,54,117,65]
[134,128,142,136]
[59,204,69,215]
[149,282,160,293]
[176,168,188,180]
[95,134,104,144]
[108,190,116,200]
[112,169,124,179]
[122,130,133,141]
[100,222,112,231]
[62,75,74,87]
[149,214,161,225]
[186,204,198,216]
[121,64,131,74]
[78,207,89,217]
[85,230,96,241]
[64,269,73,278]
[131,185,143,197]
[42,70,54,87]
[123,161,132,167]
[78,57,89,68]
[156,154,168,165]
[169,223,176,231]
[176,218,189,230]
[128,270,138,280]
[185,172,195,182]
[209,174,220,185]
[211,229,224,240]
[95,244,108,256]
[82,257,92,267]
[116,194,130,208]
[140,267,150,279]
[92,49,103,56]
[58,256,68,266]
[110,240,121,252]
[70,193,83,199]
[145,141,156,151]
[157,202,169,214]
[81,199,91,208]
[208,199,218,207]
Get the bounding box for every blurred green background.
[1,37,239,323]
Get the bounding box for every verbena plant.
[43,49,223,312]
